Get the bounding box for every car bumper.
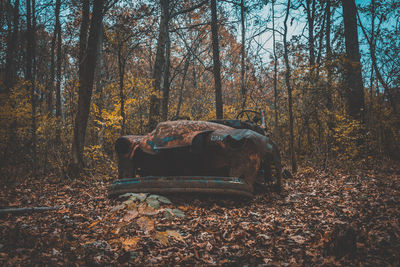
[109,176,253,197]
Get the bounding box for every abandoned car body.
[109,116,282,197]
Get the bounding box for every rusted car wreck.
[109,111,282,197]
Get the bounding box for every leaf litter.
[0,161,399,265]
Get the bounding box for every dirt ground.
[1,161,399,266]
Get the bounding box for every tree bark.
[272,0,279,136]
[325,0,333,111]
[70,0,104,176]
[161,29,171,121]
[306,0,315,67]
[79,0,90,75]
[4,0,19,93]
[283,0,297,173]
[149,0,169,130]
[176,53,190,117]
[26,0,37,177]
[342,0,364,120]
[211,0,223,119]
[240,0,246,108]
[118,47,126,135]
[55,0,62,119]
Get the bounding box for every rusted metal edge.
[108,176,253,198]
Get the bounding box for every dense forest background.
[1,1,400,265]
[0,0,399,179]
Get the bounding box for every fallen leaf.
[136,193,148,201]
[153,231,169,246]
[111,204,126,212]
[156,195,172,204]
[291,235,306,244]
[146,198,160,209]
[57,208,69,214]
[88,219,101,228]
[171,208,185,218]
[123,199,135,206]
[121,237,140,250]
[122,209,139,222]
[118,193,136,198]
[138,203,159,215]
[166,230,184,241]
[137,216,154,232]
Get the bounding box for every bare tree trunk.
[161,30,171,121]
[283,0,297,173]
[55,0,62,119]
[47,0,59,113]
[176,54,190,117]
[306,0,315,67]
[324,0,334,165]
[272,0,279,137]
[149,0,169,130]
[70,0,104,176]
[3,0,19,167]
[26,0,37,177]
[305,0,316,152]
[118,48,126,135]
[211,0,223,119]
[342,0,364,120]
[240,0,246,108]
[3,0,19,93]
[79,0,90,75]
[325,0,333,111]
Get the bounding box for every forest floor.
[0,161,399,266]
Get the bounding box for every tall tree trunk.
[47,0,60,113]
[118,48,126,135]
[283,0,297,173]
[3,0,19,167]
[210,0,223,119]
[161,30,171,121]
[306,0,315,67]
[149,0,169,130]
[325,0,333,111]
[342,0,364,120]
[4,0,19,93]
[26,0,37,176]
[70,0,104,176]
[272,0,279,136]
[79,0,90,75]
[48,30,55,112]
[240,0,246,108]
[55,0,62,119]
[176,53,190,117]
[305,0,316,151]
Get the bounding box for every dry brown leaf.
[88,219,101,228]
[137,216,154,232]
[122,209,139,222]
[166,230,184,241]
[111,204,126,212]
[153,231,169,246]
[121,237,140,250]
[291,235,306,244]
[138,203,159,215]
[57,208,69,214]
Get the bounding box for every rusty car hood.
[125,120,273,155]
